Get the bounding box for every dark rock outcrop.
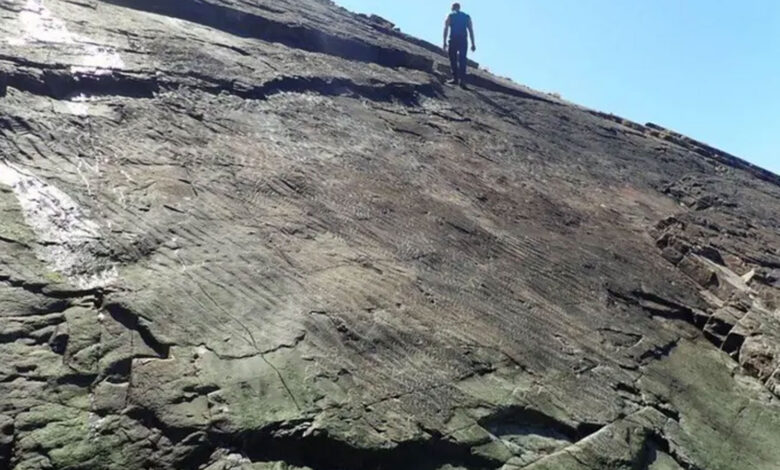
[1,1,779,469]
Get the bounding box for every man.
[443,3,476,88]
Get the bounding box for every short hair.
[452,3,461,11]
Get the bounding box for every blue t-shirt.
[449,11,470,38]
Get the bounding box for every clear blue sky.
[337,1,779,174]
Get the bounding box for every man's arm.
[443,16,450,49]
[468,18,476,51]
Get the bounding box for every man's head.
[451,3,461,12]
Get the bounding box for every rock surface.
[1,1,779,469]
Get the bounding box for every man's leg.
[458,38,468,85]
[448,41,460,82]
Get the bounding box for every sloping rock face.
[1,1,779,469]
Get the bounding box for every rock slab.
[1,1,779,469]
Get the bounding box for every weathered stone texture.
[1,1,779,469]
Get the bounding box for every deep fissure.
[609,288,745,360]
[3,65,442,106]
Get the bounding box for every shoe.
[459,82,469,90]
[447,78,459,85]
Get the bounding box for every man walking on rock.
[443,3,476,88]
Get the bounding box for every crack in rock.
[608,288,746,360]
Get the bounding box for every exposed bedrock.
[1,0,779,469]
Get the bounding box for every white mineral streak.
[11,0,125,76]
[16,0,73,44]
[66,101,90,116]
[2,1,122,287]
[0,161,117,288]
